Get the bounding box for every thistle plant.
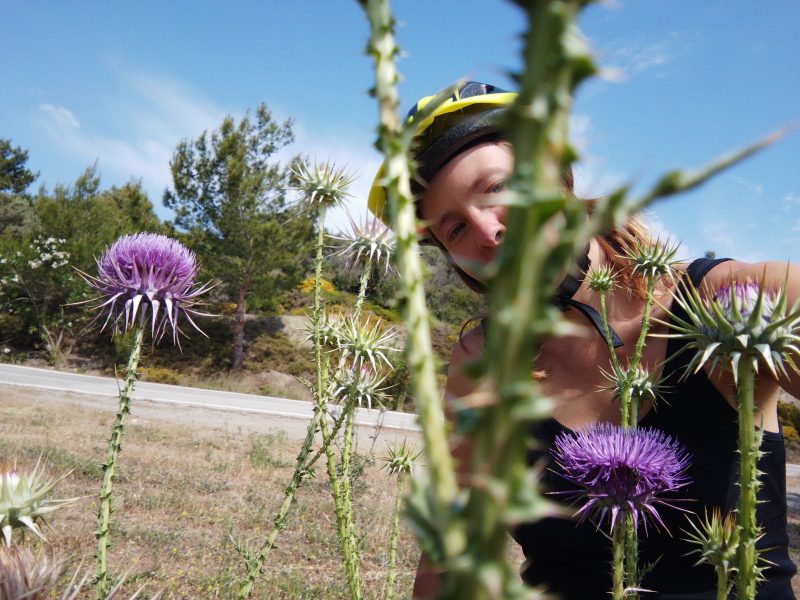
[0,461,79,546]
[552,424,691,600]
[381,441,420,600]
[359,0,782,597]
[589,241,678,594]
[330,214,395,316]
[83,232,211,599]
[683,509,740,600]
[657,274,800,599]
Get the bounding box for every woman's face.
[419,142,510,281]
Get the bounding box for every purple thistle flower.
[552,423,690,534]
[82,233,212,342]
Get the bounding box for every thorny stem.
[612,524,626,600]
[717,567,729,600]
[320,403,362,599]
[735,364,759,600]
[237,407,323,598]
[359,0,463,566]
[95,326,144,600]
[385,474,406,600]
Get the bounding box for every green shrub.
[139,366,182,385]
[778,400,800,431]
[782,425,799,444]
[247,332,313,376]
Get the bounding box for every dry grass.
[0,387,418,599]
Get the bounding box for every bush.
[783,425,799,444]
[138,366,182,385]
[778,400,800,432]
[247,332,313,377]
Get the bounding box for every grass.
[0,386,418,599]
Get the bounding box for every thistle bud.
[292,160,356,210]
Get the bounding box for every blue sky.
[2,1,798,262]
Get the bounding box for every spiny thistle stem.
[359,0,463,567]
[319,407,362,599]
[629,275,659,427]
[95,325,144,600]
[612,524,626,600]
[454,1,596,597]
[385,473,406,600]
[353,254,374,320]
[237,407,322,599]
[314,202,361,599]
[735,363,758,600]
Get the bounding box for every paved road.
[0,364,419,432]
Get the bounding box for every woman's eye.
[488,181,505,194]
[447,222,466,242]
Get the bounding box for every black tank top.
[511,258,797,599]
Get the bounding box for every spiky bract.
[0,461,79,546]
[601,365,664,407]
[335,315,400,370]
[381,441,421,478]
[292,160,355,210]
[552,423,690,533]
[0,545,64,600]
[331,365,389,410]
[330,214,396,274]
[587,264,616,293]
[683,509,740,571]
[626,239,680,281]
[660,276,800,382]
[82,233,211,342]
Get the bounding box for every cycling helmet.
[367,81,516,225]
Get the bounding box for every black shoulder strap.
[685,257,733,287]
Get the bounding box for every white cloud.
[39,103,80,129]
[725,173,763,195]
[593,37,675,83]
[36,68,381,231]
[37,69,228,200]
[782,192,800,211]
[639,210,699,262]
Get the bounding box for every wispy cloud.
[37,69,228,199]
[725,173,763,196]
[594,36,676,83]
[782,192,800,211]
[39,104,81,129]
[640,210,700,262]
[36,67,379,230]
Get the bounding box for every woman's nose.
[473,212,505,248]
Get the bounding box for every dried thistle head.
[329,214,395,274]
[381,440,421,478]
[626,239,681,281]
[683,508,739,572]
[0,545,64,600]
[0,459,80,546]
[292,159,356,211]
[659,272,800,382]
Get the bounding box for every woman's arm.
[412,325,484,598]
[703,260,800,410]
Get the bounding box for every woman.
[368,82,799,599]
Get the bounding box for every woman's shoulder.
[678,258,797,292]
